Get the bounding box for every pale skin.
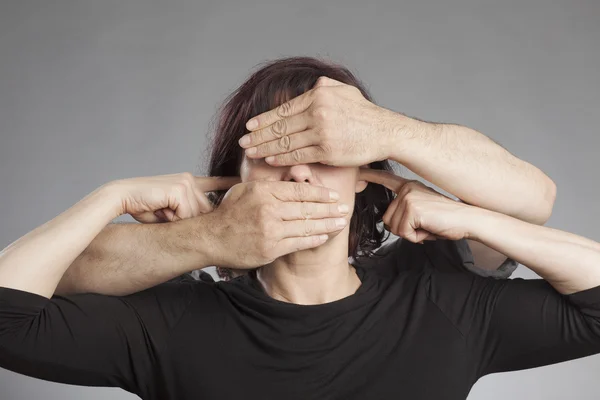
[56,75,556,296]
[0,166,597,305]
[239,76,556,270]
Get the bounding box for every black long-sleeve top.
[1,238,599,399]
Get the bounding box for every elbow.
[539,178,557,224]
[527,175,556,226]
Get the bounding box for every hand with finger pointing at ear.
[359,169,476,244]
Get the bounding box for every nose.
[283,164,316,184]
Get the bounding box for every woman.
[1,58,599,400]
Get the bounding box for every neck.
[256,229,361,305]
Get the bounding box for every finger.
[168,186,194,221]
[239,113,310,149]
[196,176,241,191]
[194,187,215,213]
[393,204,432,244]
[150,209,167,222]
[265,146,326,166]
[421,233,438,241]
[276,234,329,256]
[277,201,349,221]
[131,211,163,223]
[359,169,409,193]
[390,198,405,237]
[161,208,177,222]
[246,130,319,159]
[382,196,400,227]
[246,91,315,132]
[183,183,201,217]
[283,217,347,238]
[270,182,339,203]
[413,229,435,243]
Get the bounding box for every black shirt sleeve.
[0,281,196,396]
[426,268,600,378]
[423,238,517,278]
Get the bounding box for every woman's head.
[206,57,394,277]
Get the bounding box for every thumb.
[359,169,408,192]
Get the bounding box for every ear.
[355,165,369,193]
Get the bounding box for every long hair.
[203,57,395,279]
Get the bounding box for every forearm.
[0,185,120,299]
[384,113,556,225]
[467,206,600,294]
[57,219,212,296]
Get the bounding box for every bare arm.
[385,115,557,270]
[466,205,600,294]
[57,221,208,296]
[0,184,214,299]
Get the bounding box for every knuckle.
[311,106,329,120]
[291,149,304,163]
[398,182,416,198]
[272,119,287,137]
[179,172,194,183]
[301,202,314,219]
[257,204,271,221]
[278,102,293,117]
[304,220,315,236]
[404,190,419,203]
[315,76,329,87]
[278,135,291,152]
[294,183,309,199]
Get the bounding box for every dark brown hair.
[203,57,395,279]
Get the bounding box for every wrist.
[382,111,431,163]
[99,180,129,219]
[462,205,507,243]
[171,213,221,270]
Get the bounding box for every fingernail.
[329,191,340,201]
[246,119,258,130]
[245,147,257,156]
[238,135,251,147]
[335,218,347,227]
[265,156,275,163]
[338,204,349,213]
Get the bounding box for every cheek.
[240,157,278,182]
[319,169,359,200]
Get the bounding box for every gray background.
[0,0,598,399]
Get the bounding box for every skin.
[239,156,368,304]
[240,76,556,270]
[0,165,596,304]
[54,75,557,296]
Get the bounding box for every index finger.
[197,176,242,191]
[246,90,315,132]
[359,169,408,192]
[269,182,340,203]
